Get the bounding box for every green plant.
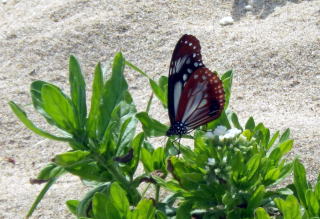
[10,53,145,218]
[9,52,317,219]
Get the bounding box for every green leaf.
[87,63,104,139]
[155,211,167,219]
[269,140,293,164]
[315,181,320,200]
[26,163,66,217]
[221,70,233,109]
[37,163,66,180]
[54,150,90,167]
[267,131,279,150]
[279,139,294,155]
[66,200,80,216]
[98,52,128,139]
[248,185,265,209]
[131,199,156,219]
[306,189,319,216]
[274,195,302,219]
[109,182,129,217]
[69,55,87,129]
[9,101,72,141]
[136,112,168,137]
[99,121,116,155]
[26,177,62,217]
[279,128,290,143]
[141,147,153,172]
[273,162,293,185]
[230,112,242,130]
[125,60,150,79]
[246,154,261,181]
[42,84,78,133]
[116,117,134,152]
[149,78,167,107]
[126,133,144,176]
[180,173,203,190]
[176,201,192,219]
[30,81,60,125]
[152,147,165,171]
[245,117,255,131]
[153,177,184,193]
[92,192,111,219]
[159,76,168,95]
[111,100,137,156]
[232,152,245,183]
[78,183,110,217]
[294,159,309,207]
[264,168,281,185]
[254,123,270,148]
[67,162,112,182]
[255,207,271,219]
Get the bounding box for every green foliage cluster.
[9,53,320,219]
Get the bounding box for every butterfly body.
[166,35,225,136]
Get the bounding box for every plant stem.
[146,93,153,113]
[141,183,151,197]
[155,184,160,203]
[95,154,141,204]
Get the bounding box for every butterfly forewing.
[176,68,225,129]
[168,34,205,123]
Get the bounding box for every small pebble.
[219,16,234,26]
[245,5,253,11]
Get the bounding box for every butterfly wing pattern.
[166,34,225,136]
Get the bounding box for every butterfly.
[166,34,225,136]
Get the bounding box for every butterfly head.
[166,121,188,137]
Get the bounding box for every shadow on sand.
[231,0,307,20]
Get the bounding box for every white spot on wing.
[193,53,196,58]
[194,74,199,79]
[183,74,188,81]
[194,62,198,67]
[186,58,190,64]
[189,42,192,46]
[187,68,192,73]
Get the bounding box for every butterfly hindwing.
[176,68,225,130]
[168,34,205,123]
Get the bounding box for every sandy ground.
[0,0,319,218]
